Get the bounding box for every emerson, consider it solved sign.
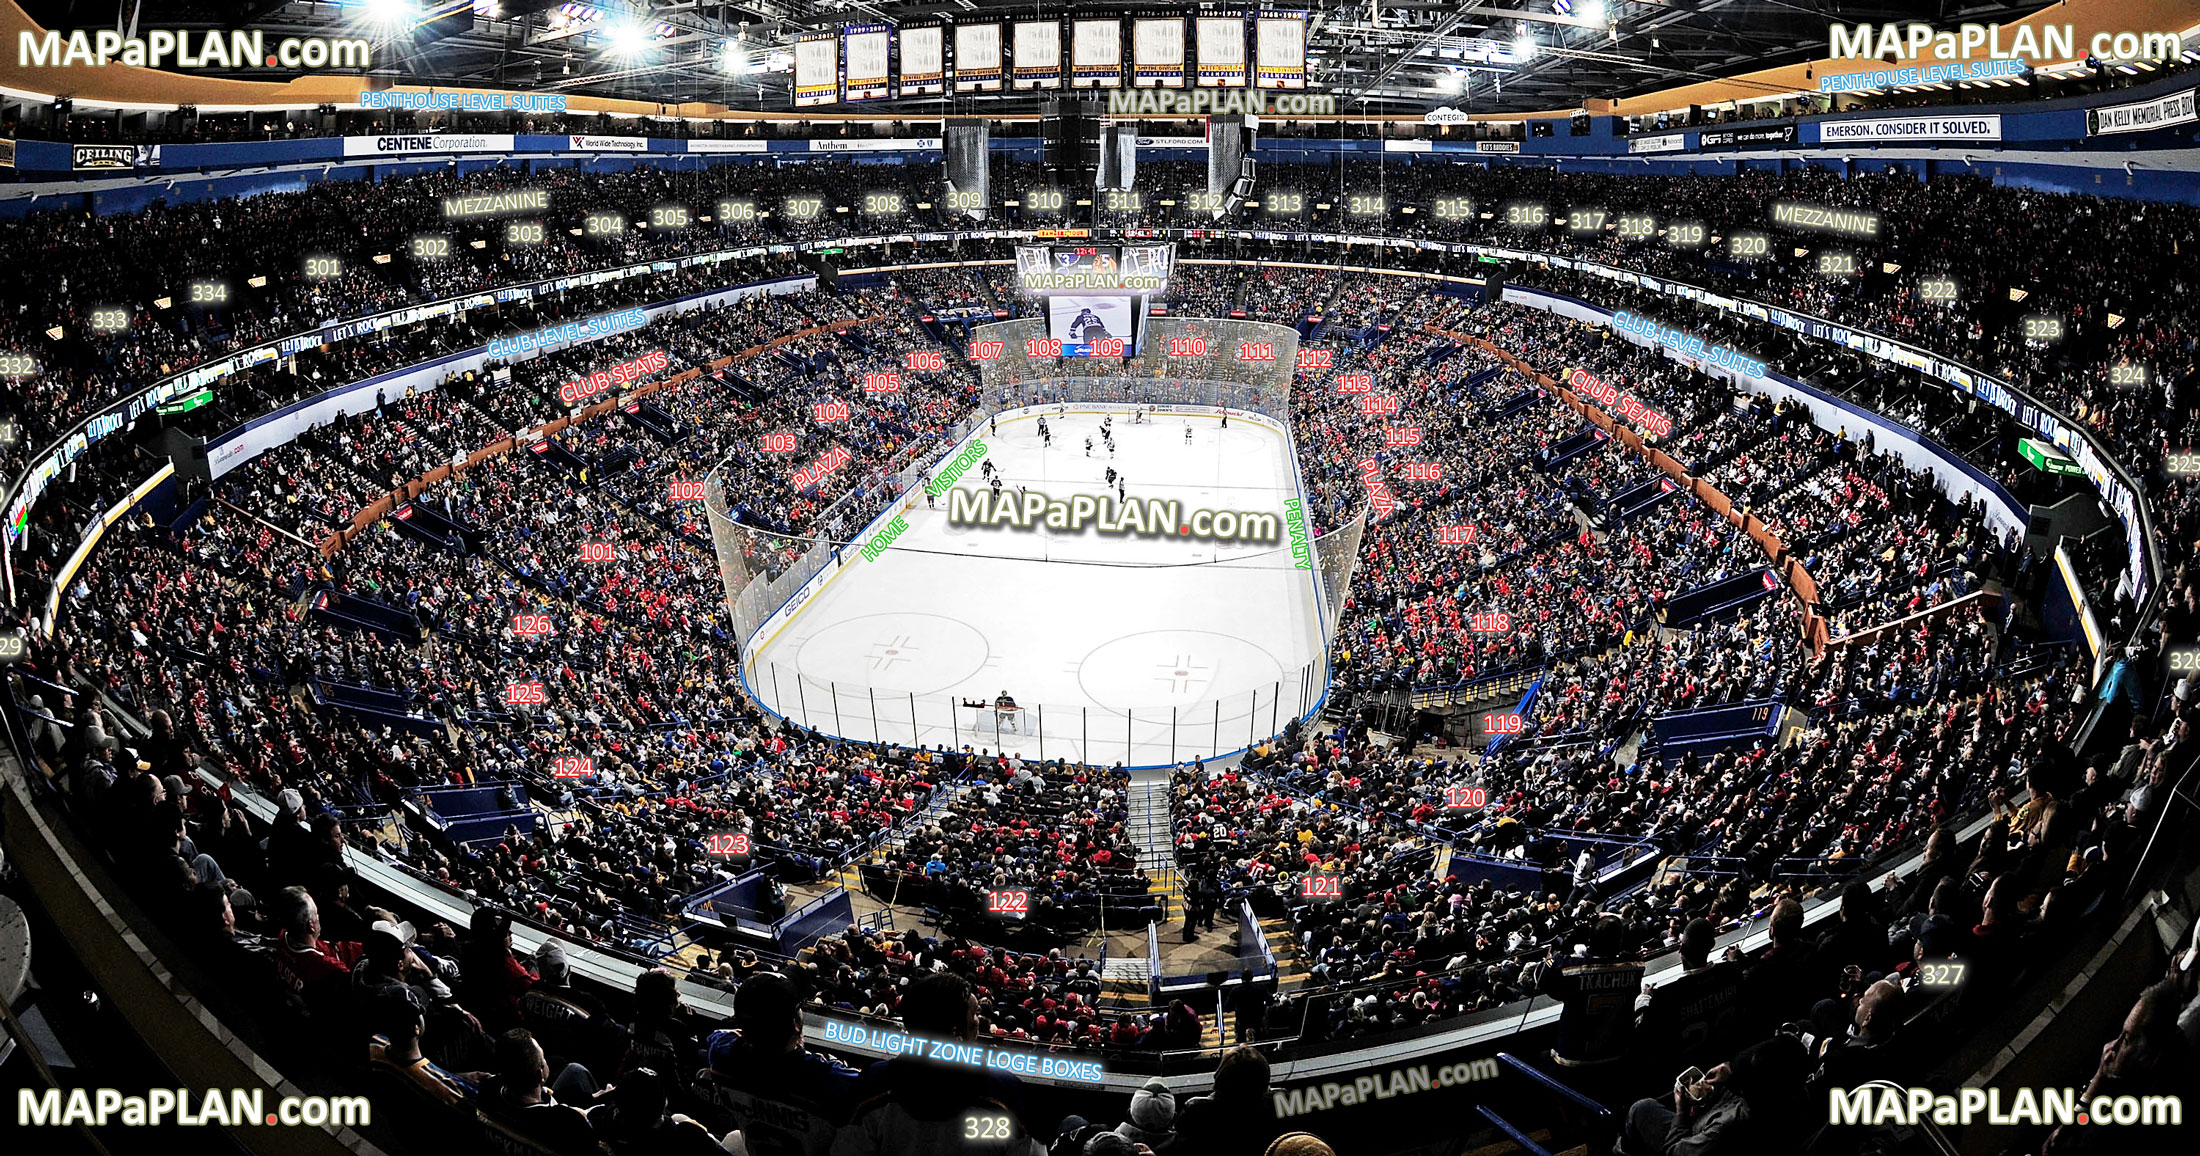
[1818,115,2002,142]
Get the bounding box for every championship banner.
[1817,114,2001,142]
[899,24,945,95]
[1255,11,1307,89]
[1013,20,1063,90]
[1133,17,1187,87]
[1072,18,1122,88]
[1196,15,1248,87]
[842,24,891,102]
[794,33,839,106]
[2087,88,2196,136]
[954,23,1004,93]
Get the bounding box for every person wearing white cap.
[268,787,317,885]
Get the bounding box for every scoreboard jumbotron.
[1016,242,1173,357]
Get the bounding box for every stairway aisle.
[1122,774,1184,921]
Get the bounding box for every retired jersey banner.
[1196,15,1248,87]
[1071,19,1122,87]
[794,34,839,106]
[1013,20,1062,90]
[842,24,891,102]
[1255,11,1307,88]
[899,24,945,95]
[954,23,1003,92]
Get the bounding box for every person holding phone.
[1615,1036,1804,1156]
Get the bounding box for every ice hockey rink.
[743,405,1327,767]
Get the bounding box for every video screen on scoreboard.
[1015,244,1171,294]
[1047,296,1136,357]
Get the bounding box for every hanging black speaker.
[1040,98,1103,187]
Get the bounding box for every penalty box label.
[945,489,1281,542]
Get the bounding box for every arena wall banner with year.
[793,33,839,106]
[954,23,1004,93]
[1013,19,1063,90]
[1255,10,1308,88]
[1195,14,1249,87]
[898,24,945,96]
[1071,18,1122,88]
[1133,17,1187,87]
[842,24,891,102]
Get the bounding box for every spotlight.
[361,0,415,30]
[604,20,651,58]
[1512,29,1537,61]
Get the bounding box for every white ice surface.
[745,406,1324,766]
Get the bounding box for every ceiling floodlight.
[604,20,651,57]
[1512,28,1537,61]
[362,0,416,30]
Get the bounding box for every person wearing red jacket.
[272,885,365,998]
[460,908,538,1032]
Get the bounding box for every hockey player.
[1084,436,1093,457]
[1184,423,1194,445]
